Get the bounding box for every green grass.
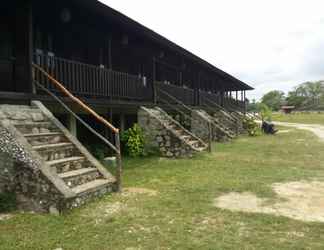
[1,129,324,249]
[273,112,324,125]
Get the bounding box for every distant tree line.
[248,80,324,112]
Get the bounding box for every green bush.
[121,124,145,157]
[259,103,272,121]
[243,117,260,136]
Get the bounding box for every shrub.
[243,117,260,136]
[121,124,145,157]
[259,103,272,121]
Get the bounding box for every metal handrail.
[34,81,118,153]
[32,63,122,192]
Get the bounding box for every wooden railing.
[32,63,122,192]
[199,90,222,106]
[33,54,152,101]
[155,81,195,106]
[224,96,245,113]
[199,90,245,112]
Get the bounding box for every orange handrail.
[33,63,122,192]
[32,63,119,134]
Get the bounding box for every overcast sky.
[100,0,324,100]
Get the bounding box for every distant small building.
[281,106,295,114]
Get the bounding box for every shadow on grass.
[0,192,17,213]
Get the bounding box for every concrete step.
[33,142,74,151]
[71,179,113,195]
[14,122,59,134]
[24,132,67,146]
[24,132,62,138]
[59,168,101,188]
[180,135,191,140]
[47,156,87,173]
[33,143,78,161]
[47,156,85,166]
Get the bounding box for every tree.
[247,99,260,112]
[287,81,324,109]
[261,90,285,111]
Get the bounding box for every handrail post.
[153,81,157,104]
[208,121,212,153]
[115,132,122,192]
[152,57,157,104]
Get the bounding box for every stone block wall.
[0,105,66,212]
[192,110,229,142]
[138,107,195,158]
[0,151,15,194]
[214,111,240,134]
[191,110,210,142]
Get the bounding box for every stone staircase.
[138,107,208,157]
[193,109,235,141]
[0,101,117,213]
[212,110,244,136]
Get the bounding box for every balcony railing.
[199,90,222,106]
[224,96,245,111]
[32,54,246,111]
[33,54,152,101]
[199,90,246,111]
[155,81,195,106]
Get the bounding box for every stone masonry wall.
[138,107,195,158]
[192,110,229,142]
[0,151,15,194]
[214,111,239,135]
[0,105,65,213]
[191,110,210,142]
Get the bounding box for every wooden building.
[0,0,255,212]
[1,0,253,130]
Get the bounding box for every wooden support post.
[152,57,157,104]
[196,71,201,106]
[108,37,112,70]
[244,90,247,114]
[120,113,125,133]
[67,113,77,137]
[208,121,212,153]
[15,0,33,93]
[115,132,122,192]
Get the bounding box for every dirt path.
[214,121,324,223]
[214,181,324,223]
[273,121,324,141]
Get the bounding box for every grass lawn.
[1,129,324,249]
[273,112,324,125]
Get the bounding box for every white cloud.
[100,0,324,100]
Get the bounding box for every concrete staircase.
[0,101,117,213]
[139,107,208,157]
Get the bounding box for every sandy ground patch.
[214,181,324,223]
[0,213,13,221]
[122,187,158,197]
[277,129,292,134]
[273,121,324,142]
